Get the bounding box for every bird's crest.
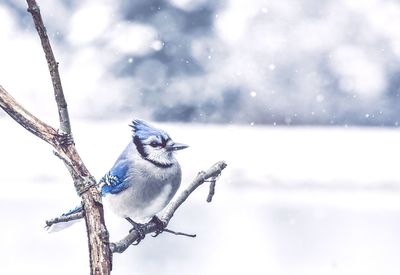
[129,119,169,140]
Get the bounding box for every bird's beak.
[167,142,189,151]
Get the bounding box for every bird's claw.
[126,218,146,245]
[150,216,166,237]
[129,223,146,245]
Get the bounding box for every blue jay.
[50,119,188,238]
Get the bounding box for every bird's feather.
[130,119,169,141]
[100,142,135,195]
[100,159,131,195]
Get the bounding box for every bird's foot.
[126,218,146,245]
[56,129,74,146]
[150,216,167,237]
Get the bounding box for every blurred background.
[1,0,400,274]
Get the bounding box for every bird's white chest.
[104,159,181,222]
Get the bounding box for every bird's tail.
[46,205,83,233]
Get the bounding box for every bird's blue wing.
[100,158,131,195]
[62,153,132,214]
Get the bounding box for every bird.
[49,119,188,239]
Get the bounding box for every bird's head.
[130,119,188,167]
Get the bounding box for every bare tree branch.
[111,161,227,254]
[25,0,111,271]
[0,85,112,275]
[0,2,112,275]
[26,0,71,135]
[161,161,227,224]
[0,85,57,144]
[46,210,85,228]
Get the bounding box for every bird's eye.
[150,141,159,147]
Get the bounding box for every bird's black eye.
[150,141,159,147]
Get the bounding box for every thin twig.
[45,211,84,228]
[45,215,196,237]
[161,161,227,224]
[111,161,227,253]
[164,228,196,238]
[206,177,217,202]
[26,0,71,135]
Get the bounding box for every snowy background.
[2,0,400,125]
[1,0,400,275]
